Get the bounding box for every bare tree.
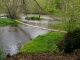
[3,0,21,19]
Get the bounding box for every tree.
[61,0,80,31]
[3,0,21,19]
[0,0,5,13]
[21,0,28,14]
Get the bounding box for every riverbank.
[0,18,20,26]
[6,52,80,60]
[5,31,80,60]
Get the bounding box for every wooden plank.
[16,20,67,33]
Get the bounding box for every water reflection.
[0,25,31,55]
[19,24,48,39]
[0,24,47,56]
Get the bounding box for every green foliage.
[54,0,61,10]
[63,29,80,53]
[20,32,64,53]
[51,21,80,31]
[0,48,5,60]
[0,18,20,26]
[46,0,80,31]
[43,0,61,15]
[60,0,80,31]
[50,22,66,30]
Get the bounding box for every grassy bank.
[6,32,80,60]
[20,32,65,53]
[0,18,20,26]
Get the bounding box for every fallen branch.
[16,20,67,33]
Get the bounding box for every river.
[0,14,60,57]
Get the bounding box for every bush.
[63,29,80,53]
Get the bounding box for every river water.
[0,14,60,57]
[21,14,61,28]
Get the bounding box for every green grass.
[25,16,45,20]
[20,32,65,53]
[0,18,20,26]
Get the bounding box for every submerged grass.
[25,16,45,20]
[20,32,65,53]
[0,18,20,26]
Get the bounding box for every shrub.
[63,29,80,53]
